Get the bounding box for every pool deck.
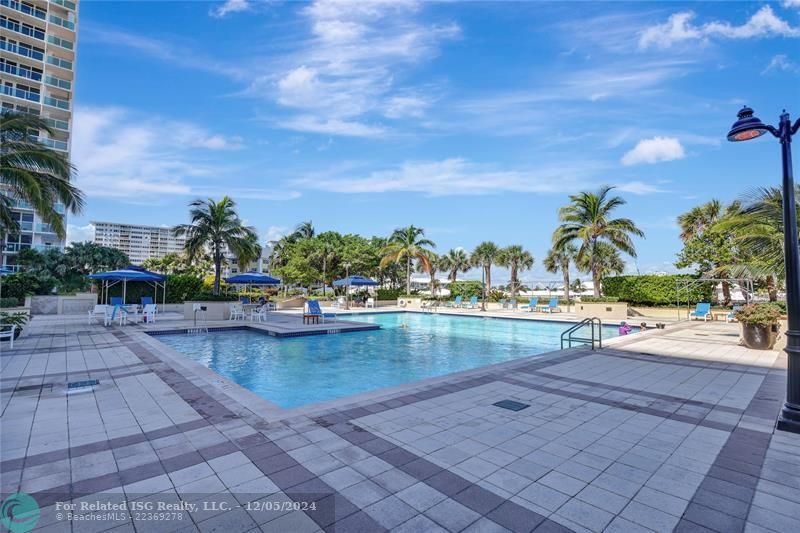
[1,314,798,533]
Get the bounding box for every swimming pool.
[154,312,630,408]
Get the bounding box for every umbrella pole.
[123,280,127,305]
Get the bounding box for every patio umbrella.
[88,268,167,306]
[225,272,281,297]
[333,275,378,308]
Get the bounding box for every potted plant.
[0,312,29,341]
[735,304,782,350]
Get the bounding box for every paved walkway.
[1,316,798,532]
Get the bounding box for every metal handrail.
[561,317,603,350]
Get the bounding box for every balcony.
[48,13,73,30]
[4,243,31,253]
[0,39,45,61]
[36,223,56,233]
[46,54,71,70]
[50,0,75,12]
[10,199,33,209]
[54,203,65,214]
[1,84,40,103]
[1,61,42,82]
[44,74,70,91]
[33,136,67,151]
[47,34,72,50]
[0,0,47,21]
[43,95,69,110]
[0,16,46,40]
[44,117,69,131]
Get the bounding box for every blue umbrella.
[88,269,167,305]
[225,272,281,285]
[333,275,378,286]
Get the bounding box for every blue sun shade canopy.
[333,275,378,286]
[88,269,166,282]
[225,272,281,285]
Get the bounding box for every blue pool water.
[155,312,629,408]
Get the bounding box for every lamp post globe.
[728,106,800,432]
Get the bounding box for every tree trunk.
[592,266,601,297]
[766,275,778,302]
[721,281,731,306]
[213,256,222,296]
[510,266,517,298]
[486,265,491,293]
[562,270,570,312]
[406,256,411,295]
[322,259,326,296]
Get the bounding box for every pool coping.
[134,311,656,423]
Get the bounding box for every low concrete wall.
[26,293,97,315]
[575,301,629,321]
[183,301,235,321]
[397,297,423,309]
[277,296,305,310]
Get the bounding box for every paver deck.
[1,315,797,533]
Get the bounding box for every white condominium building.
[93,221,187,266]
[1,0,79,270]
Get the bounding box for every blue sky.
[67,0,800,282]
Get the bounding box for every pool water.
[155,312,629,408]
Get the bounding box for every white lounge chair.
[88,305,107,325]
[366,297,375,309]
[228,303,245,321]
[250,305,269,322]
[105,305,127,326]
[0,325,16,348]
[142,304,158,323]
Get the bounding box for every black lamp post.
[728,106,800,433]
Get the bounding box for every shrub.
[580,296,620,303]
[0,272,45,304]
[448,280,483,299]
[0,311,29,331]
[377,288,404,300]
[602,275,714,306]
[488,289,507,302]
[766,301,787,314]
[0,297,20,308]
[736,304,782,326]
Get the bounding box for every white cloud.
[616,181,668,195]
[66,223,95,245]
[290,158,662,197]
[71,106,299,201]
[621,137,686,166]
[640,7,800,49]
[250,0,459,136]
[210,0,251,18]
[785,0,800,8]
[763,54,799,74]
[264,225,290,243]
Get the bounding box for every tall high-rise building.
[93,222,187,266]
[1,0,79,270]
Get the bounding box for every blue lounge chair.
[510,298,517,310]
[726,304,743,323]
[306,300,337,324]
[521,297,538,312]
[467,296,479,309]
[541,297,560,313]
[447,295,462,308]
[110,297,123,306]
[498,298,507,309]
[141,296,153,307]
[239,296,250,304]
[690,302,712,321]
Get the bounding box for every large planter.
[0,328,22,341]
[741,323,779,350]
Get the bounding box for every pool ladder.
[188,304,209,335]
[561,317,602,350]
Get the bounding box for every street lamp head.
[727,106,769,142]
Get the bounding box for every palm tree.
[173,197,257,295]
[380,225,435,295]
[292,220,315,240]
[498,245,534,299]
[470,241,500,308]
[544,243,577,308]
[676,199,740,304]
[235,232,263,272]
[440,248,471,282]
[576,241,625,280]
[416,252,441,297]
[554,186,644,297]
[313,240,337,296]
[0,110,84,247]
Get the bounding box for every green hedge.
[448,280,483,299]
[580,296,620,303]
[602,275,714,306]
[0,297,20,308]
[377,288,404,300]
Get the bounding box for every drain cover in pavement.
[493,400,529,411]
[68,379,99,389]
